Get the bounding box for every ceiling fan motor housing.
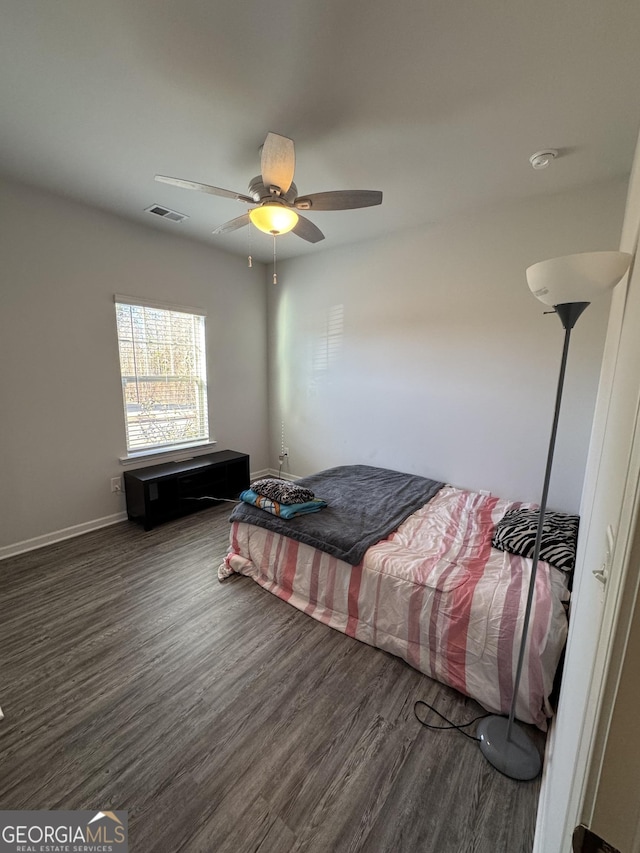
[249,176,298,204]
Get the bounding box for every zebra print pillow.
[491,508,579,571]
[250,478,316,506]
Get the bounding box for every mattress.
[220,485,570,729]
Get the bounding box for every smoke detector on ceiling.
[145,204,189,223]
[529,149,558,170]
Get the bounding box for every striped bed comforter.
[219,485,570,729]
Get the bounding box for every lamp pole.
[477,302,589,780]
[475,250,630,780]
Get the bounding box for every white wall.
[0,175,626,554]
[0,177,269,550]
[268,179,627,513]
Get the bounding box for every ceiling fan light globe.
[249,204,299,235]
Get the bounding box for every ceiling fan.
[155,132,383,244]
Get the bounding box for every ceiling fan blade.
[212,213,251,235]
[292,214,325,244]
[261,133,295,195]
[294,190,383,211]
[155,175,253,203]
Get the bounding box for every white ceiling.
[1,0,639,263]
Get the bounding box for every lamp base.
[477,715,541,780]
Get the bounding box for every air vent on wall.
[145,204,189,223]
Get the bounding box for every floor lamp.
[477,250,632,781]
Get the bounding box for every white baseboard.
[266,468,301,481]
[0,511,128,561]
[250,468,302,481]
[1,468,301,561]
[249,468,271,481]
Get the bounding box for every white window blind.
[114,298,209,453]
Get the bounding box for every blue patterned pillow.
[492,508,579,571]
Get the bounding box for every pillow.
[250,477,315,506]
[491,508,579,571]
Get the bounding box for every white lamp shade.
[526,251,632,306]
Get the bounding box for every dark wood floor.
[0,505,545,852]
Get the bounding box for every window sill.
[119,440,217,467]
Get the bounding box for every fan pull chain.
[273,234,278,284]
[247,221,253,268]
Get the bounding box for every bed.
[218,465,570,729]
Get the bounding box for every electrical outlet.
[283,447,289,457]
[111,476,122,493]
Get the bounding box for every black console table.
[124,450,250,530]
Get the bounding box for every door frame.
[534,157,640,852]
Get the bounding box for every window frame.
[114,295,213,463]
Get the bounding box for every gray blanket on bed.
[229,464,444,565]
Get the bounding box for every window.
[114,297,209,455]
